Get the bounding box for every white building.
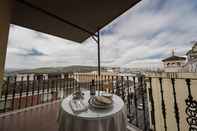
[162,51,186,72]
[185,42,197,72]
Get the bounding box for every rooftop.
[162,55,186,62]
[186,42,197,55]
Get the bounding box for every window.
[177,62,181,66]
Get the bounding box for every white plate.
[101,93,113,99]
[88,97,113,109]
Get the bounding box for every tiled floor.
[0,100,140,131]
[0,101,60,131]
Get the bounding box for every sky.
[5,0,197,70]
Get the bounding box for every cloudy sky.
[5,0,197,69]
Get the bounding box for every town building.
[162,51,186,72]
[185,42,197,72]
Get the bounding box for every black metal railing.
[185,79,197,131]
[87,74,150,130]
[1,72,197,131]
[146,75,197,131]
[0,74,78,113]
[0,73,149,130]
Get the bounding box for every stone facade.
[162,51,186,72]
[184,42,197,72]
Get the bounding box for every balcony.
[0,72,197,131]
[0,73,147,131]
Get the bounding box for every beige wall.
[76,72,118,83]
[163,60,185,72]
[146,72,197,131]
[0,0,12,96]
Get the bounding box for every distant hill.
[5,65,106,75]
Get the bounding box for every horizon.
[5,65,163,73]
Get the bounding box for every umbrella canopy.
[11,0,141,88]
[11,0,141,43]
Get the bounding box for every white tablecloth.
[57,91,127,131]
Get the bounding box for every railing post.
[111,76,114,94]
[149,77,156,131]
[57,76,60,99]
[185,79,197,131]
[4,76,9,112]
[37,76,40,104]
[95,75,97,91]
[63,74,66,98]
[18,76,24,109]
[46,75,50,102]
[116,76,119,95]
[120,76,123,100]
[41,75,45,103]
[103,75,106,91]
[75,74,78,93]
[127,76,132,123]
[31,75,35,106]
[60,74,63,99]
[25,75,30,107]
[66,75,69,96]
[55,76,58,100]
[159,78,167,131]
[69,74,72,94]
[133,76,138,127]
[139,75,147,131]
[72,74,75,93]
[106,75,109,93]
[171,78,180,131]
[11,76,17,110]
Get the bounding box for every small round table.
[57,91,127,131]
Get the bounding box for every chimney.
[172,49,175,56]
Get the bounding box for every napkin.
[69,100,88,113]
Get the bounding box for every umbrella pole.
[92,31,101,95]
[97,31,101,95]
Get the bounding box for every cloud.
[24,48,46,56]
[5,0,197,69]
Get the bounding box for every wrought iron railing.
[0,73,149,130]
[146,75,197,131]
[0,74,78,113]
[1,73,197,131]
